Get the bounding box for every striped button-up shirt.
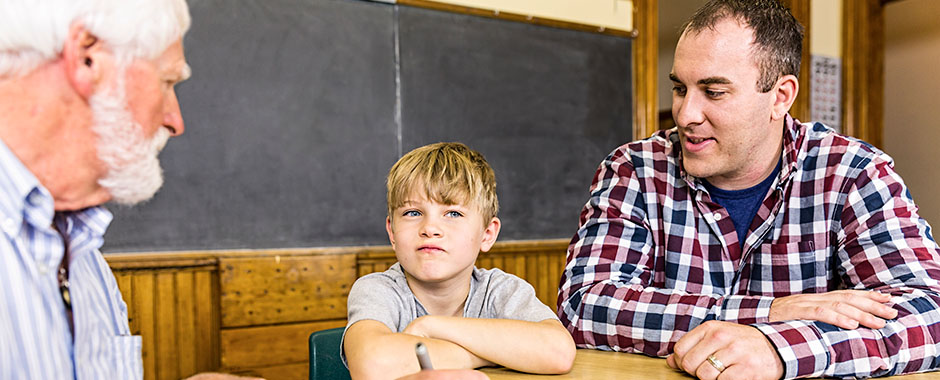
[557,116,940,379]
[0,139,142,379]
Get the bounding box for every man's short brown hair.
[683,0,804,93]
[387,142,499,223]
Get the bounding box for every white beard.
[90,79,171,206]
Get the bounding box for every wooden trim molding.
[633,0,658,140]
[780,0,811,122]
[396,0,633,38]
[842,0,885,148]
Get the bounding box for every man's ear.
[62,22,108,99]
[771,74,799,121]
[385,216,396,250]
[479,217,501,253]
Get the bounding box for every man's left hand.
[666,321,782,380]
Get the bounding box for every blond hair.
[387,142,498,223]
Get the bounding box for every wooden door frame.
[633,0,658,140]
[843,0,885,148]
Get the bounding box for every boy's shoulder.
[350,262,410,296]
[471,266,545,306]
[472,266,534,294]
[468,266,557,322]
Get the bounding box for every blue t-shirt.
[702,159,781,245]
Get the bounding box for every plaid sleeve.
[556,148,775,357]
[755,157,940,379]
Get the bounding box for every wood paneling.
[108,239,568,380]
[220,319,346,370]
[232,362,307,380]
[114,266,218,380]
[219,254,356,327]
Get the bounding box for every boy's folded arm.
[344,320,492,380]
[404,316,576,374]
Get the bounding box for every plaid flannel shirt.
[557,116,940,379]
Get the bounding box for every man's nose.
[162,88,185,136]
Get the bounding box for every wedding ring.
[706,354,726,372]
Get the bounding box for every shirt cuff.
[752,321,830,379]
[718,295,774,324]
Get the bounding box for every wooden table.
[480,349,940,379]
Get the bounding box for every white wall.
[884,0,940,239]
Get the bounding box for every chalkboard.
[102,0,632,252]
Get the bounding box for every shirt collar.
[0,138,52,236]
[0,138,112,240]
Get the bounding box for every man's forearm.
[558,277,775,356]
[754,289,940,379]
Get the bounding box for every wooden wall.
[106,239,569,380]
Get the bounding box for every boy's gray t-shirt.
[341,262,558,364]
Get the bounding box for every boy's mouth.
[418,245,445,253]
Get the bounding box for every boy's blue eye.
[445,211,463,218]
[403,210,421,217]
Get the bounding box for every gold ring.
[706,354,726,372]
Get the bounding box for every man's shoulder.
[602,129,679,172]
[796,121,893,171]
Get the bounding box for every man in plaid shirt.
[557,0,940,379]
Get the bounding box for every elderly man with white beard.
[0,1,258,379]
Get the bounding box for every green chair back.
[309,327,351,380]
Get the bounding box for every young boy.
[342,142,576,379]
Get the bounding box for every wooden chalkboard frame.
[397,0,636,37]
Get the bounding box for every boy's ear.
[62,22,111,99]
[385,216,396,250]
[479,217,501,253]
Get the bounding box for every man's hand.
[769,290,898,329]
[396,369,489,380]
[666,321,782,380]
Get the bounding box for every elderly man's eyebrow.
[669,73,681,83]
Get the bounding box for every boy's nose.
[419,221,443,238]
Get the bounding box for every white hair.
[91,68,172,205]
[0,0,191,78]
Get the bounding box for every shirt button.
[713,213,723,221]
[37,263,49,275]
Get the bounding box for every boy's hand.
[403,315,437,338]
